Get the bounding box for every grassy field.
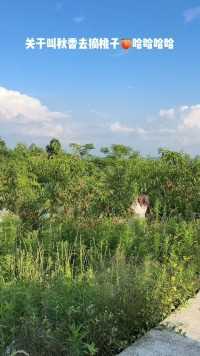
[1,141,200,355]
[0,216,200,355]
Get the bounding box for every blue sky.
[0,0,200,155]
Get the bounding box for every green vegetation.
[0,138,200,355]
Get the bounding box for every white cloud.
[179,105,189,112]
[181,105,200,129]
[157,105,200,151]
[110,122,146,134]
[20,123,65,138]
[2,86,200,155]
[158,105,200,134]
[159,106,191,119]
[0,86,70,138]
[184,6,200,23]
[110,122,175,136]
[109,105,200,154]
[73,16,85,23]
[159,108,175,119]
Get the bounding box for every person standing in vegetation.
[130,194,150,219]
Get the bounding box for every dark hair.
[138,194,150,207]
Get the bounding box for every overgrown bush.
[0,218,199,355]
[1,140,200,355]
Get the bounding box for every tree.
[46,138,62,158]
[29,144,44,155]
[0,137,8,157]
[101,144,133,159]
[12,143,29,159]
[100,147,110,155]
[69,143,95,158]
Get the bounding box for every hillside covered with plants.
[0,137,200,355]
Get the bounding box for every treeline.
[1,137,200,227]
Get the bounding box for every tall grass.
[0,217,200,355]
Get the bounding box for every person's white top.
[130,200,147,218]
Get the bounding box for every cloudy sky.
[0,0,200,155]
